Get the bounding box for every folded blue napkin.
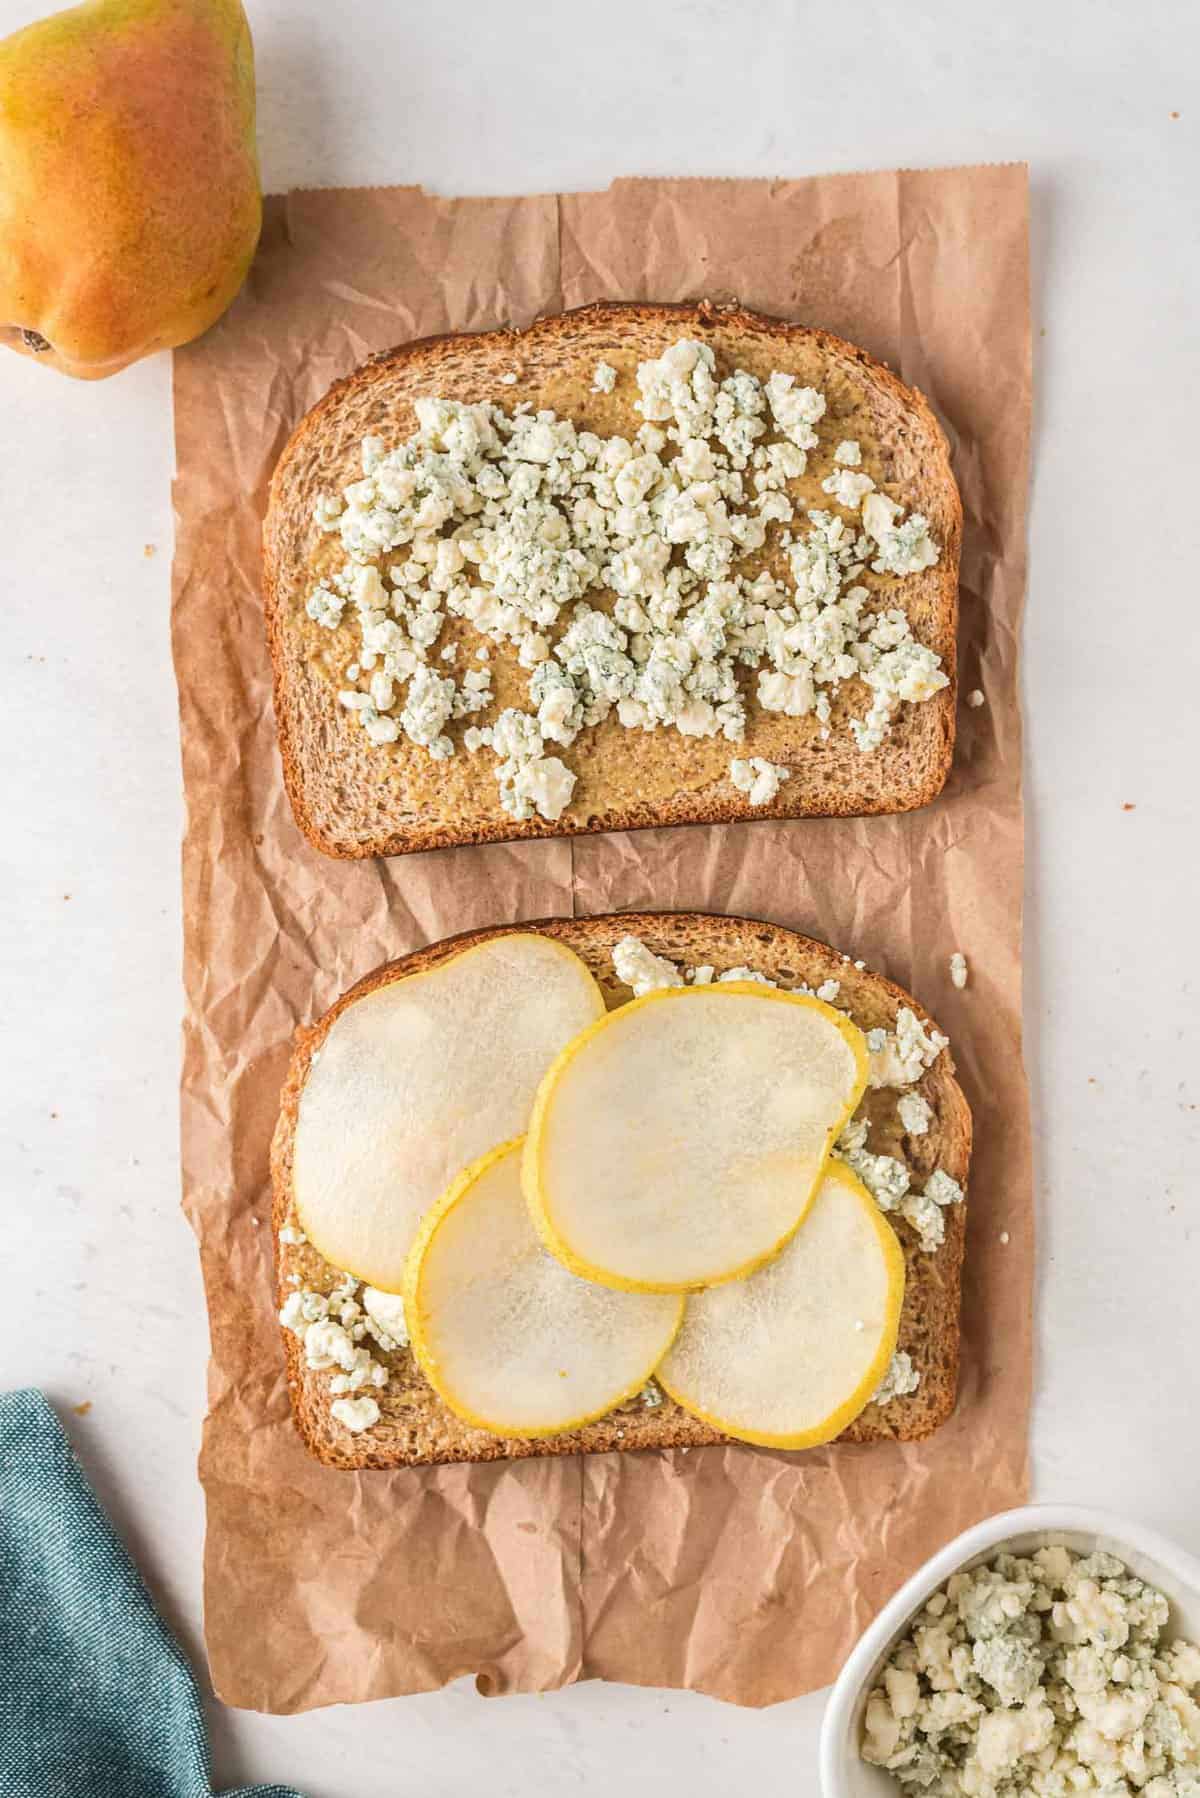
[0,1388,304,1798]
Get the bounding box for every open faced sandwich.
[271,912,970,1469]
[264,303,962,858]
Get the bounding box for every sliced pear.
[405,1140,683,1436]
[293,934,604,1291]
[524,983,868,1292]
[657,1161,905,1448]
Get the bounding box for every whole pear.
[0,0,260,379]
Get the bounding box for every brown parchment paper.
[171,166,1033,1713]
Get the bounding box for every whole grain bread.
[264,302,962,860]
[271,912,971,1471]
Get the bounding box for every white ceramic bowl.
[819,1504,1200,1798]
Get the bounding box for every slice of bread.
[271,913,971,1471]
[264,302,962,860]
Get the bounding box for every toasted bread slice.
[264,302,962,860]
[271,913,971,1470]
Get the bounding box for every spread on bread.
[276,924,966,1452]
[303,338,948,822]
[861,1546,1200,1797]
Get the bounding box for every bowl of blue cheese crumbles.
[819,1507,1200,1798]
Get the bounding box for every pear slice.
[524,984,868,1292]
[657,1161,905,1448]
[293,934,604,1291]
[405,1140,684,1436]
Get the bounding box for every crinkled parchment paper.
[170,166,1032,1712]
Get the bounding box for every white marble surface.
[1,1,1197,1792]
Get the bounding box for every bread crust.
[263,301,962,859]
[271,911,971,1470]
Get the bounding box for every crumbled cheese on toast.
[279,1266,408,1430]
[867,1008,949,1089]
[307,338,948,819]
[873,1350,921,1407]
[612,934,685,997]
[729,755,791,806]
[897,1091,933,1137]
[330,1396,380,1433]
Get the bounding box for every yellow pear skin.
[0,0,260,379]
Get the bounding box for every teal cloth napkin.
[0,1388,304,1798]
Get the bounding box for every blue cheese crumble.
[729,755,791,806]
[898,1092,934,1137]
[307,339,947,820]
[360,1285,410,1351]
[330,1396,380,1433]
[279,1266,409,1430]
[862,1545,1200,1797]
[822,466,876,509]
[611,934,685,997]
[872,1350,921,1407]
[838,1116,912,1212]
[834,1119,961,1251]
[868,1008,950,1089]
